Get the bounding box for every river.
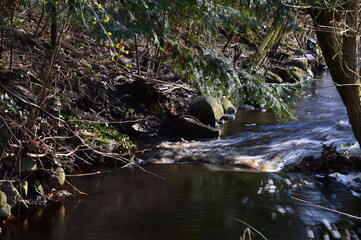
[1,72,361,240]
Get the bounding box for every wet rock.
[221,99,236,114]
[0,182,21,208]
[47,167,66,188]
[239,104,257,111]
[131,123,148,134]
[286,57,309,70]
[27,195,48,206]
[190,96,224,127]
[0,203,12,221]
[48,190,74,200]
[221,114,236,121]
[265,70,283,83]
[165,115,220,138]
[0,191,7,208]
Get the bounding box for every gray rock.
[190,96,224,127]
[47,167,66,188]
[0,203,12,221]
[165,115,220,138]
[0,191,7,208]
[0,183,21,208]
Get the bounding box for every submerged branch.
[229,216,268,240]
[291,196,361,220]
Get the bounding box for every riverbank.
[0,8,329,222]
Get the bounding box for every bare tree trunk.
[50,0,57,48]
[310,0,361,144]
[250,18,286,68]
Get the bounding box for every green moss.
[265,70,283,83]
[288,66,306,82]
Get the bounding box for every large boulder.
[165,115,220,138]
[0,182,21,208]
[190,96,224,127]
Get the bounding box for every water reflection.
[2,165,360,240]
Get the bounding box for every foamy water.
[145,72,357,171]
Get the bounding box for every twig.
[65,171,111,177]
[291,196,361,220]
[65,179,89,196]
[133,73,194,91]
[229,216,268,240]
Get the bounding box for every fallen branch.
[66,171,111,177]
[65,179,89,196]
[291,196,361,220]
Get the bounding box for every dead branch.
[229,216,268,240]
[291,196,361,220]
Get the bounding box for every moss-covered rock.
[0,182,21,208]
[190,96,224,127]
[265,70,283,83]
[273,67,297,83]
[0,191,7,208]
[288,66,306,82]
[0,203,12,221]
[79,131,131,152]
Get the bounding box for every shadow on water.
[2,72,361,239]
[1,165,361,240]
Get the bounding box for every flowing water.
[2,72,361,240]
[143,72,357,170]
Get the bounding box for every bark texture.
[310,1,361,144]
